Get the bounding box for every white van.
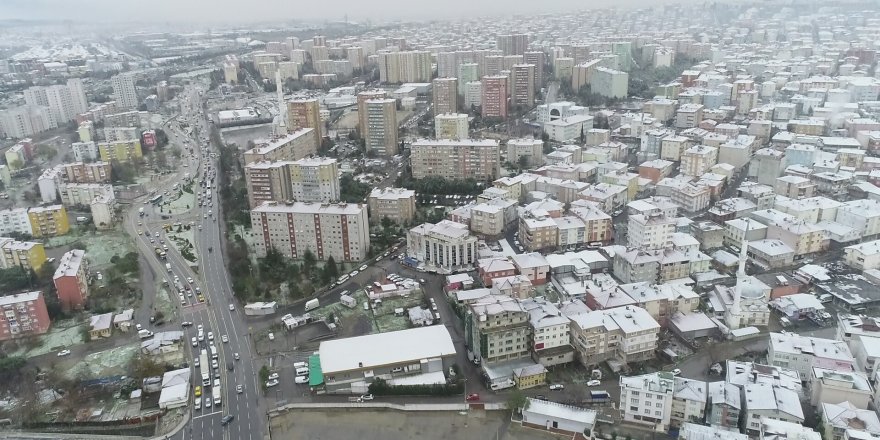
[295,367,309,377]
[293,362,308,369]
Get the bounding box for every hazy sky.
[0,0,640,24]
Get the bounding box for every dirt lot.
[270,409,570,440]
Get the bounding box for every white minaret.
[273,70,288,136]
[728,221,750,328]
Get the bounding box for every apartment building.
[680,145,718,177]
[53,249,89,312]
[619,372,675,430]
[111,73,138,109]
[507,138,544,168]
[410,139,500,181]
[676,104,705,129]
[71,141,99,162]
[407,220,478,272]
[464,81,482,108]
[519,209,558,252]
[102,126,139,143]
[707,381,742,431]
[363,98,398,156]
[286,98,323,147]
[810,367,873,409]
[377,51,432,83]
[434,113,469,140]
[836,199,880,240]
[820,401,880,440]
[250,201,370,262]
[0,237,47,272]
[242,129,318,164]
[466,295,531,364]
[520,297,575,366]
[627,212,675,250]
[0,208,33,236]
[481,75,509,119]
[569,305,660,367]
[671,377,708,428]
[496,34,529,56]
[58,162,112,184]
[27,205,69,237]
[356,90,388,133]
[0,291,51,341]
[0,106,56,139]
[844,240,880,271]
[432,77,459,115]
[742,383,804,435]
[24,84,80,123]
[367,187,416,225]
[768,332,856,380]
[656,179,711,214]
[511,64,536,108]
[57,183,114,208]
[97,140,143,163]
[244,158,340,208]
[592,67,629,98]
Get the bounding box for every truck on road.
[200,349,210,386]
[165,263,172,272]
[305,299,320,312]
[212,386,221,406]
[138,207,145,216]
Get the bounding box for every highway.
[122,85,265,440]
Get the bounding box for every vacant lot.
[270,409,569,440]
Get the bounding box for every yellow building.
[97,140,143,163]
[513,364,548,390]
[27,205,70,237]
[0,238,47,271]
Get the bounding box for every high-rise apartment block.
[378,51,432,83]
[224,56,239,83]
[496,34,530,55]
[507,138,545,168]
[111,73,138,109]
[97,140,143,163]
[432,77,459,115]
[364,99,398,156]
[523,51,545,88]
[410,139,501,181]
[511,64,536,108]
[434,113,469,140]
[66,78,89,117]
[0,291,51,341]
[286,98,323,147]
[53,249,89,312]
[368,187,417,225]
[592,67,629,98]
[457,63,479,95]
[356,90,388,135]
[464,81,482,109]
[24,84,80,123]
[250,201,370,262]
[481,75,509,119]
[243,129,318,164]
[244,157,340,208]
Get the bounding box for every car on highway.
[228,304,235,311]
[295,375,309,384]
[221,335,228,343]
[234,352,240,360]
[266,379,279,388]
[191,337,198,347]
[205,398,212,408]
[194,398,201,410]
[195,386,202,397]
[586,379,601,387]
[187,277,194,283]
[221,415,235,426]
[236,385,243,394]
[359,394,374,401]
[207,332,214,341]
[198,294,205,302]
[57,349,71,357]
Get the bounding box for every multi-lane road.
[123,86,265,440]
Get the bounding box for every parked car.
[268,373,279,381]
[358,394,374,401]
[295,375,309,384]
[586,380,601,387]
[57,350,71,357]
[549,384,564,390]
[266,379,279,388]
[465,393,480,401]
